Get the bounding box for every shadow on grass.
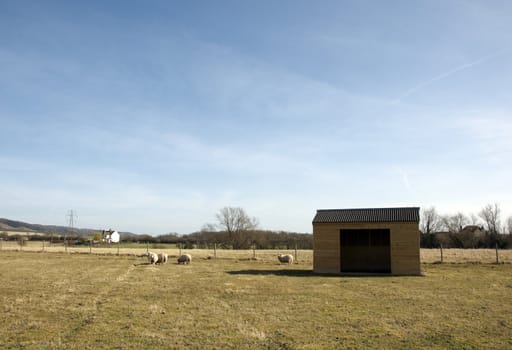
[133,262,171,267]
[226,269,419,277]
[227,269,316,277]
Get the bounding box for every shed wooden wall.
[313,221,420,275]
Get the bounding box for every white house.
[102,229,120,244]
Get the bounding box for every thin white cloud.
[392,51,503,104]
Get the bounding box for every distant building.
[312,207,421,275]
[102,229,120,243]
[460,225,485,238]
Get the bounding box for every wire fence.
[0,240,310,263]
[1,240,511,264]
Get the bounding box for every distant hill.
[0,218,138,238]
[0,217,95,236]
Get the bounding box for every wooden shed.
[313,207,420,275]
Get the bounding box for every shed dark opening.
[340,229,391,273]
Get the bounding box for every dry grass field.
[1,250,511,349]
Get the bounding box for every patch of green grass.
[1,252,511,349]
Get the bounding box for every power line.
[66,210,78,229]
[64,210,77,253]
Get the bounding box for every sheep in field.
[277,254,294,265]
[177,254,192,264]
[146,252,159,265]
[157,253,168,264]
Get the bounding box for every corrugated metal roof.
[312,207,420,223]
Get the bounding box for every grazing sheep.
[177,254,192,264]
[146,252,159,265]
[157,253,168,264]
[277,254,294,265]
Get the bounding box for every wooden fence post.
[495,243,499,264]
[214,242,217,259]
[252,243,256,259]
[294,241,298,263]
[440,243,444,263]
[90,240,92,254]
[146,241,149,253]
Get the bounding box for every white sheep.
[277,254,294,265]
[157,253,168,264]
[177,254,192,264]
[146,252,159,265]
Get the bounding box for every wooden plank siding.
[313,221,421,275]
[313,223,341,273]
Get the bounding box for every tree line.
[1,229,312,250]
[10,204,509,250]
[0,206,313,249]
[147,230,313,250]
[420,203,512,248]
[149,207,313,249]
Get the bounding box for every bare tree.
[442,212,469,233]
[215,207,258,249]
[507,216,512,235]
[479,203,501,235]
[201,223,217,233]
[469,213,480,226]
[420,207,442,234]
[420,207,443,248]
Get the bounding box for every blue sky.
[1,1,511,234]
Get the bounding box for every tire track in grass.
[59,261,137,345]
